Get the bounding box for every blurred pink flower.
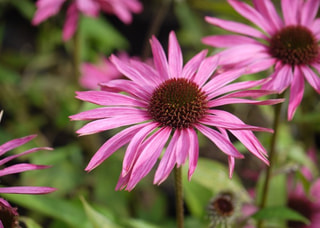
[203,0,320,120]
[80,56,124,90]
[71,31,282,191]
[32,0,143,41]
[0,134,56,194]
[0,198,19,228]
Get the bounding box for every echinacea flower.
[0,198,19,228]
[0,133,56,195]
[202,0,320,120]
[32,0,143,41]
[71,31,282,191]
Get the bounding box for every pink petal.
[62,3,79,41]
[186,128,199,180]
[205,17,267,39]
[85,123,148,171]
[300,0,320,26]
[76,114,149,136]
[126,127,171,190]
[76,0,99,17]
[208,97,282,107]
[154,129,180,185]
[122,122,159,176]
[281,0,302,26]
[246,58,277,74]
[0,135,36,157]
[192,55,219,87]
[288,66,305,120]
[0,147,52,167]
[115,171,131,191]
[311,19,320,39]
[202,34,259,48]
[0,186,56,194]
[75,91,147,107]
[70,106,148,120]
[228,156,235,178]
[129,59,161,85]
[302,65,320,94]
[227,0,274,34]
[262,64,293,93]
[195,124,244,158]
[181,50,208,79]
[32,0,66,25]
[175,129,190,167]
[252,0,283,31]
[0,164,50,177]
[150,35,169,80]
[168,31,183,78]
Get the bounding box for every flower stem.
[257,93,284,228]
[174,166,184,228]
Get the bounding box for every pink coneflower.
[202,0,320,120]
[0,133,56,195]
[32,0,143,41]
[71,31,282,191]
[0,198,19,228]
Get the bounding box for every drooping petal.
[32,0,66,25]
[262,64,293,93]
[205,17,267,39]
[302,65,320,94]
[0,186,56,194]
[288,66,305,120]
[187,128,199,180]
[122,122,159,176]
[125,127,171,190]
[168,31,183,78]
[195,124,244,158]
[0,135,36,157]
[85,123,148,171]
[62,3,79,41]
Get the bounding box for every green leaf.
[81,196,121,228]
[1,194,90,228]
[19,217,42,228]
[252,206,310,224]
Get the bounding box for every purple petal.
[126,127,171,190]
[195,124,244,158]
[150,35,169,80]
[227,0,274,34]
[0,164,50,177]
[168,31,183,78]
[0,186,56,194]
[205,17,267,39]
[154,129,180,185]
[0,135,36,157]
[181,50,208,79]
[62,3,79,41]
[75,91,147,107]
[76,114,149,136]
[252,0,283,31]
[262,64,293,93]
[281,0,302,25]
[122,122,159,176]
[288,66,305,120]
[85,123,148,171]
[202,34,260,48]
[302,65,320,94]
[192,55,219,87]
[186,128,199,180]
[0,147,52,167]
[300,0,320,26]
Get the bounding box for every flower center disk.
[148,78,208,129]
[269,25,319,65]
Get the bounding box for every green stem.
[257,94,284,228]
[174,166,184,228]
